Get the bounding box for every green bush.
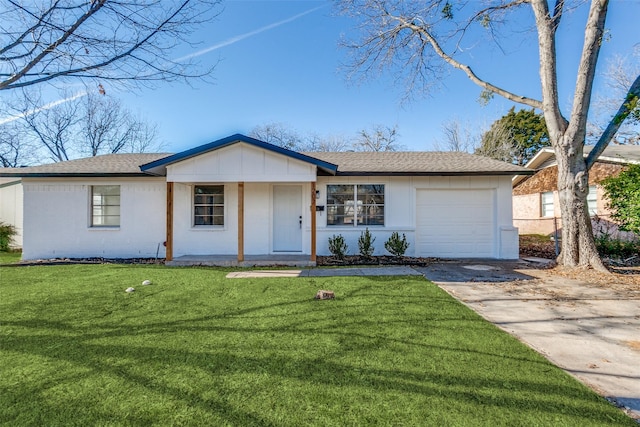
[358,228,376,258]
[594,234,639,259]
[328,234,348,260]
[384,231,409,257]
[601,164,640,234]
[0,222,16,252]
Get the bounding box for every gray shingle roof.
[0,153,171,176]
[302,151,532,175]
[0,149,531,177]
[584,144,640,163]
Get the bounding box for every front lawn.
[0,250,21,265]
[0,264,634,426]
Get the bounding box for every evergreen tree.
[476,107,550,166]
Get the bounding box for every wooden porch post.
[165,181,174,261]
[238,182,244,262]
[310,181,317,262]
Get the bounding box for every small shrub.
[594,234,639,259]
[0,222,16,252]
[384,231,409,257]
[328,234,348,260]
[358,228,376,258]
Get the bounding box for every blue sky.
[14,0,640,153]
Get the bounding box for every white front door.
[273,185,303,252]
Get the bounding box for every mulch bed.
[316,255,439,267]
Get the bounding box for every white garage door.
[416,189,496,258]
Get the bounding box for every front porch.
[166,254,316,267]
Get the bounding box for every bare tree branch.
[565,0,609,145]
[354,124,404,151]
[339,0,542,109]
[586,74,640,169]
[0,1,220,91]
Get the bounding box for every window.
[91,185,120,227]
[194,185,224,226]
[327,184,384,226]
[587,185,597,216]
[541,191,554,218]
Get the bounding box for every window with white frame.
[194,185,224,226]
[91,185,120,227]
[587,185,597,216]
[327,184,384,226]
[541,191,554,218]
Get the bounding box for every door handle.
[299,215,302,228]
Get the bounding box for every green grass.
[0,264,634,426]
[0,250,21,265]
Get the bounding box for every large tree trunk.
[531,0,609,272]
[554,141,608,271]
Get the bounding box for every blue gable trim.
[140,134,338,176]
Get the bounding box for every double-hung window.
[327,184,384,226]
[91,185,120,227]
[194,185,224,226]
[541,191,554,218]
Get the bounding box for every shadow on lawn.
[2,303,627,426]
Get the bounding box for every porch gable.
[167,142,318,183]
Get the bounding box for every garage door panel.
[416,189,495,258]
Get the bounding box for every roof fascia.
[596,155,640,165]
[334,170,535,177]
[522,147,555,169]
[0,173,155,178]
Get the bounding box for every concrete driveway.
[416,261,640,421]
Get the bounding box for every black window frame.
[193,185,225,226]
[326,184,385,226]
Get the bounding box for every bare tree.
[0,122,33,167]
[303,132,352,152]
[251,122,403,152]
[7,89,161,163]
[19,91,81,162]
[338,0,640,271]
[353,124,403,151]
[0,1,220,91]
[590,46,640,144]
[81,92,159,156]
[433,119,478,152]
[250,122,303,151]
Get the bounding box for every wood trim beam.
[165,181,174,261]
[238,182,244,262]
[311,181,317,262]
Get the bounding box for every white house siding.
[166,142,316,183]
[315,175,518,259]
[172,182,314,257]
[0,178,23,248]
[21,178,166,260]
[168,143,317,257]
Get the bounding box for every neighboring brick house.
[512,145,640,238]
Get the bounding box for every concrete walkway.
[226,266,421,278]
[227,263,640,420]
